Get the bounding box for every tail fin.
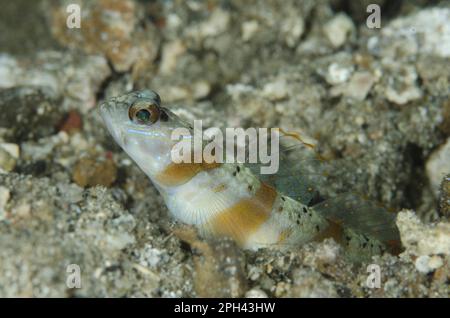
[313,193,403,257]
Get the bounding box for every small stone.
[385,86,422,105]
[414,255,444,274]
[397,210,450,256]
[104,232,135,251]
[58,183,83,204]
[139,245,163,268]
[426,137,450,197]
[274,281,290,297]
[166,13,182,29]
[326,63,353,85]
[72,156,117,188]
[281,14,304,47]
[187,8,230,39]
[241,20,259,42]
[158,86,190,102]
[245,288,268,298]
[367,36,379,52]
[0,142,19,172]
[288,268,338,297]
[342,71,375,101]
[314,240,340,264]
[193,81,211,100]
[323,13,355,48]
[159,40,186,75]
[428,255,444,270]
[262,80,288,101]
[59,110,82,134]
[247,265,263,281]
[0,147,16,172]
[0,142,19,158]
[415,255,431,273]
[382,63,422,105]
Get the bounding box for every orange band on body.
[156,162,221,187]
[210,182,277,245]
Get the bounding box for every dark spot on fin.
[312,220,344,244]
[385,239,403,255]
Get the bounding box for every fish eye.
[128,102,160,125]
[136,109,151,122]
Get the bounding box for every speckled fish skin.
[99,90,401,260]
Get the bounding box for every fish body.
[100,90,401,260]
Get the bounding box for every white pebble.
[415,255,431,273]
[0,142,19,159]
[428,255,444,270]
[262,80,288,101]
[426,137,450,197]
[344,71,375,101]
[245,288,268,298]
[241,20,259,42]
[323,13,354,48]
[326,63,353,85]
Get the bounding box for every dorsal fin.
[245,128,333,205]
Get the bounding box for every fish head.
[99,90,190,178]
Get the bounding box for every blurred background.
[0,0,448,297]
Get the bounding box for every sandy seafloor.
[0,0,449,297]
